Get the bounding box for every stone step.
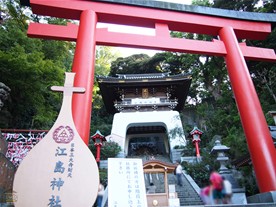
[102,201,276,207]
[168,173,204,206]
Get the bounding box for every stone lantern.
[211,140,230,173]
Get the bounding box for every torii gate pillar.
[219,27,276,192]
[71,10,97,145]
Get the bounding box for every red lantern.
[91,130,106,163]
[189,126,203,158]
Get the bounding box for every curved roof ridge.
[143,159,177,169]
[97,72,191,80]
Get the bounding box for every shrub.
[89,141,121,160]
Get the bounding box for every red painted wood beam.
[28,23,78,41]
[27,23,276,61]
[29,0,271,40]
[239,42,276,62]
[96,28,226,56]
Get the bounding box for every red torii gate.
[22,0,276,192]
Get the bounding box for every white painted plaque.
[108,158,148,207]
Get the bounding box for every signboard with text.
[108,158,148,207]
[13,73,99,207]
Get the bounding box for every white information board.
[108,158,148,207]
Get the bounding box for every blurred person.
[175,161,183,186]
[96,182,105,207]
[200,184,213,205]
[222,176,233,204]
[209,171,223,204]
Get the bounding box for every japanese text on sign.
[108,158,147,207]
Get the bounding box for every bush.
[184,161,211,187]
[89,141,121,160]
[99,169,108,187]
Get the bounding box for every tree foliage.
[89,141,121,160]
[109,54,154,75]
[0,0,72,129]
[90,46,119,136]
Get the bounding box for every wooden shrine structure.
[19,0,276,193]
[143,160,176,207]
[97,73,191,114]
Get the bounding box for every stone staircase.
[168,173,203,206]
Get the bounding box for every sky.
[97,0,193,57]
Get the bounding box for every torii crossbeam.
[21,0,276,193]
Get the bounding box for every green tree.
[90,46,119,136]
[0,0,72,129]
[89,141,121,160]
[212,0,256,11]
[109,54,156,76]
